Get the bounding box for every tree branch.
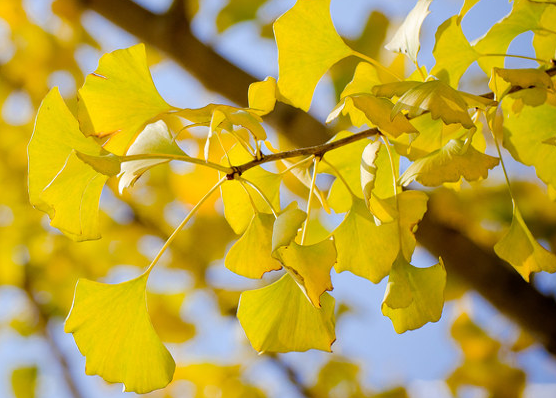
[80,0,556,356]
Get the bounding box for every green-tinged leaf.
[272,207,307,252]
[384,0,432,63]
[328,94,418,137]
[333,198,398,283]
[473,1,548,74]
[237,273,336,353]
[225,213,282,278]
[28,87,104,216]
[40,152,108,241]
[400,139,499,187]
[118,120,185,193]
[494,205,556,281]
[64,273,175,393]
[274,0,352,111]
[11,366,37,398]
[431,16,480,87]
[221,146,282,234]
[391,80,486,129]
[75,151,121,176]
[502,99,556,188]
[248,76,277,116]
[533,6,556,61]
[274,240,336,308]
[78,43,174,155]
[382,255,446,333]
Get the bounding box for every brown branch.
[79,0,556,356]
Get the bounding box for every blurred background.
[1,0,556,397]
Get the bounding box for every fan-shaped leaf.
[400,139,499,187]
[382,255,446,333]
[77,44,174,154]
[274,0,352,111]
[237,274,336,353]
[64,273,175,393]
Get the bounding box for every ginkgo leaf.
[118,120,185,193]
[502,99,556,188]
[274,240,336,308]
[397,190,429,260]
[384,0,432,63]
[271,207,306,252]
[431,16,480,87]
[78,44,174,155]
[28,87,108,241]
[494,206,556,281]
[473,1,548,74]
[64,273,175,393]
[221,146,282,234]
[382,255,446,333]
[391,80,489,129]
[333,198,398,283]
[75,151,121,177]
[225,213,282,279]
[40,152,108,241]
[400,139,499,187]
[328,94,417,137]
[459,0,481,18]
[533,6,556,61]
[489,67,554,104]
[282,159,330,213]
[274,0,352,111]
[248,76,277,116]
[360,140,382,203]
[237,273,336,353]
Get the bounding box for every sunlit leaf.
[274,0,352,111]
[64,273,175,393]
[237,273,336,353]
[400,139,499,187]
[494,205,556,281]
[382,255,446,333]
[360,140,382,203]
[397,190,429,260]
[384,0,432,63]
[271,207,307,252]
[282,159,330,212]
[333,197,398,283]
[225,212,282,278]
[78,44,174,154]
[118,120,185,193]
[431,16,480,87]
[533,6,556,61]
[502,99,556,188]
[459,0,481,18]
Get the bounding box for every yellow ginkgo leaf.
[431,16,480,87]
[384,0,432,63]
[397,190,429,261]
[400,139,499,187]
[78,43,174,155]
[494,206,556,281]
[382,255,446,333]
[237,273,336,353]
[28,88,108,241]
[274,240,336,308]
[271,207,306,252]
[225,213,282,279]
[333,198,398,283]
[64,273,175,394]
[459,0,481,18]
[248,76,277,116]
[274,0,352,111]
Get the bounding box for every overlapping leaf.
[78,44,174,155]
[237,273,336,353]
[400,139,499,187]
[64,273,175,393]
[382,255,446,333]
[28,87,109,241]
[274,0,352,111]
[225,212,282,278]
[494,205,556,281]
